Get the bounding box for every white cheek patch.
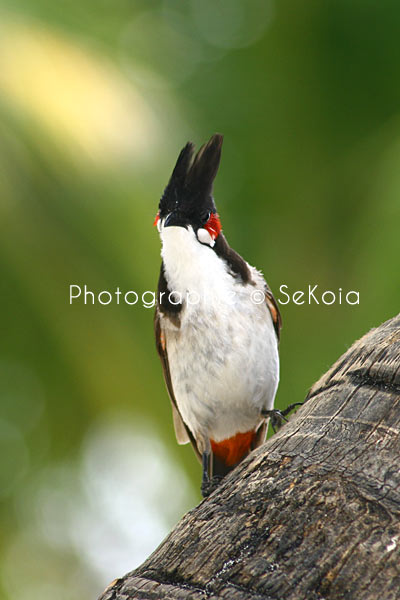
[197,227,215,247]
[157,218,162,233]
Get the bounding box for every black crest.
[159,134,223,219]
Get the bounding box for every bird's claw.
[262,402,303,433]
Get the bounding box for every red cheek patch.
[204,212,222,240]
[153,212,160,227]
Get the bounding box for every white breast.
[160,226,279,444]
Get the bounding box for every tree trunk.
[99,314,400,600]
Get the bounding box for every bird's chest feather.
[160,227,279,441]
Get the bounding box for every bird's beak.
[164,212,188,229]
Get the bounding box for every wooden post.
[99,314,400,600]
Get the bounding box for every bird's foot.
[262,402,304,433]
[200,449,226,498]
[201,475,225,498]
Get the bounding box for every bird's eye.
[201,211,211,224]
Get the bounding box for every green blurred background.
[0,1,399,598]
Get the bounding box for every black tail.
[211,453,234,479]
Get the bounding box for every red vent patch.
[211,430,256,467]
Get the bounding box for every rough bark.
[100,314,400,600]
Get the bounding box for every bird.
[153,134,297,497]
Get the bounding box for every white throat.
[161,226,231,300]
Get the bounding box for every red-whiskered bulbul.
[154,134,298,497]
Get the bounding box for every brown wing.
[154,309,201,462]
[265,287,282,342]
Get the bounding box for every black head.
[155,134,223,244]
